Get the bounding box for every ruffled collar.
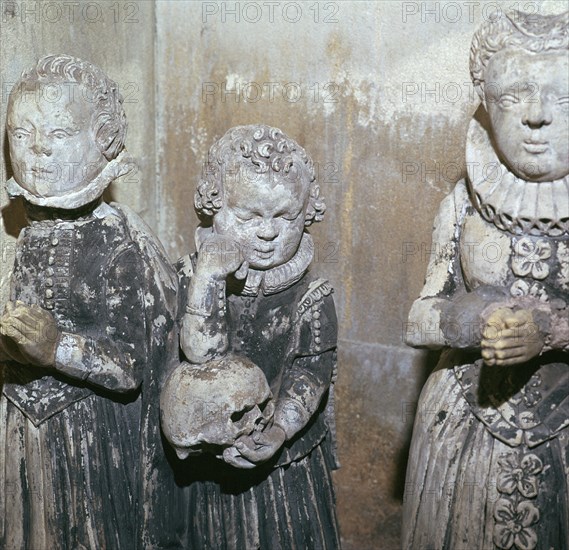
[195,227,314,296]
[6,150,135,209]
[27,201,115,228]
[466,117,569,237]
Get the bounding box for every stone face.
[3,2,569,548]
[164,124,341,547]
[403,10,569,549]
[0,54,181,550]
[0,0,156,310]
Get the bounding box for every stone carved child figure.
[0,55,180,549]
[404,11,569,550]
[172,125,341,549]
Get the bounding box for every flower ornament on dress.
[511,237,552,280]
[509,280,549,302]
[494,453,543,550]
[497,453,543,498]
[493,499,540,550]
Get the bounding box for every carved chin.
[498,143,568,183]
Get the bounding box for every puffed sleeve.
[405,180,469,349]
[548,309,569,352]
[54,244,147,392]
[531,300,569,353]
[273,280,337,440]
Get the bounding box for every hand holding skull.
[161,355,275,465]
[227,423,287,468]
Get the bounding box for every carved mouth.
[523,140,549,154]
[254,248,275,259]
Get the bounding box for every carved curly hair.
[10,54,127,161]
[470,9,568,100]
[195,124,326,226]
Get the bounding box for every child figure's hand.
[481,307,544,366]
[0,301,60,368]
[196,234,249,281]
[222,424,286,469]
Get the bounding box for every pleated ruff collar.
[466,118,569,237]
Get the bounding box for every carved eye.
[12,129,29,140]
[497,95,518,109]
[236,210,262,223]
[557,96,569,111]
[51,129,70,140]
[281,211,301,222]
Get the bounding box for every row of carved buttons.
[312,307,322,351]
[218,288,225,318]
[44,235,71,309]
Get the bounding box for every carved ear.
[195,179,223,217]
[304,185,326,226]
[93,85,127,161]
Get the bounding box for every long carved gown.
[176,231,342,550]
[403,118,569,550]
[0,198,181,549]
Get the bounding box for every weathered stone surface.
[0,1,156,308]
[2,1,568,549]
[164,125,341,547]
[0,53,180,549]
[404,9,569,549]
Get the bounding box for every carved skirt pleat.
[402,366,569,550]
[184,441,341,550]
[0,393,140,550]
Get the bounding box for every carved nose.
[257,220,278,241]
[522,101,553,129]
[31,139,52,156]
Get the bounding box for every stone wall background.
[1,1,566,548]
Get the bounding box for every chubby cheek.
[212,208,239,238]
[489,110,522,153]
[552,120,569,150]
[8,141,27,167]
[277,224,305,261]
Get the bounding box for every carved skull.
[160,354,274,460]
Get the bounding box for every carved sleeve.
[273,281,337,440]
[547,310,569,352]
[178,255,228,364]
[405,180,469,349]
[53,245,147,392]
[533,301,569,353]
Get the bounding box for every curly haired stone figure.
[165,124,341,549]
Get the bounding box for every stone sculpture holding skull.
[161,124,341,549]
[161,354,275,462]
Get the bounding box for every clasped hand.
[0,301,59,367]
[481,307,544,366]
